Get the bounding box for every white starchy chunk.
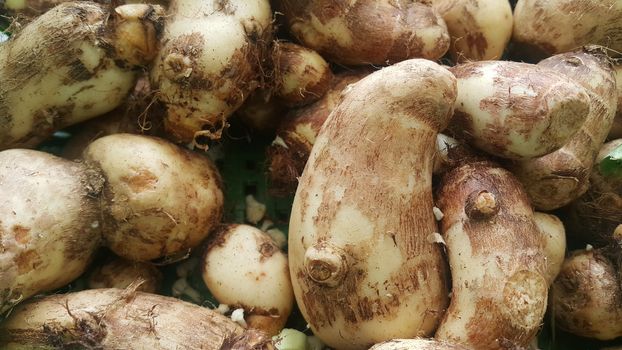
[433,206,444,221]
[231,308,247,328]
[245,195,266,224]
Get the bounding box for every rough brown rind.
[0,288,275,349]
[2,0,169,18]
[288,59,455,349]
[435,162,548,350]
[508,48,618,210]
[276,0,450,66]
[0,149,103,315]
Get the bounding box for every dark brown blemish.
[465,32,488,60]
[66,59,94,83]
[258,241,276,260]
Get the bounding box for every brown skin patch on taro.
[463,299,540,350]
[274,44,333,107]
[12,225,30,245]
[465,32,488,60]
[0,92,12,135]
[450,64,486,79]
[201,224,233,274]
[447,110,476,145]
[220,329,274,350]
[389,3,449,63]
[438,163,540,256]
[214,0,236,16]
[15,250,43,274]
[446,4,488,62]
[121,168,158,193]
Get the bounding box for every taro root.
[201,224,294,336]
[0,2,164,150]
[449,60,590,160]
[508,48,618,210]
[150,0,273,147]
[429,0,513,62]
[533,212,566,285]
[435,161,548,350]
[0,149,103,314]
[273,42,333,107]
[552,248,622,340]
[2,0,169,18]
[288,59,455,349]
[0,288,275,349]
[370,339,470,350]
[275,0,450,66]
[88,257,163,293]
[82,134,224,262]
[513,0,622,60]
